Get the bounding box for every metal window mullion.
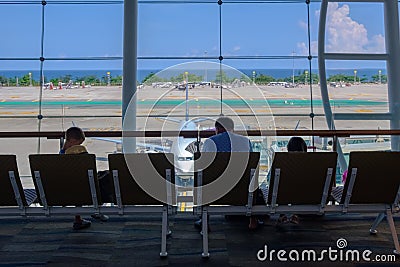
[306,0,315,147]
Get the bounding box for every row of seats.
[1,151,400,258]
[1,153,174,257]
[195,151,400,257]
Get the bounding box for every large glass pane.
[138,3,218,59]
[324,60,388,115]
[45,3,123,60]
[325,2,385,53]
[223,3,309,57]
[0,3,42,58]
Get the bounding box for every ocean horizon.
[0,68,387,83]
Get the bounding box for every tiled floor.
[0,213,399,266]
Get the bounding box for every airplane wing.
[73,122,171,153]
[92,137,122,144]
[156,117,182,123]
[92,137,170,153]
[192,117,212,123]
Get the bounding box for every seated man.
[198,117,266,230]
[202,117,252,153]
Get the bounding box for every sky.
[0,0,388,71]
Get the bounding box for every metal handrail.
[0,129,399,139]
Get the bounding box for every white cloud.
[233,46,241,52]
[298,20,308,31]
[297,41,318,55]
[325,3,385,53]
[297,4,385,55]
[367,34,385,52]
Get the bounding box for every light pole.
[204,51,207,83]
[185,71,189,121]
[304,70,308,85]
[252,70,256,85]
[292,51,296,86]
[107,72,111,86]
[354,70,357,84]
[378,69,382,84]
[29,72,32,86]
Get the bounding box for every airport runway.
[0,83,390,178]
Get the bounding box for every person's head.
[215,117,234,134]
[287,136,307,152]
[65,127,85,147]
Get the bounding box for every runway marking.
[356,109,374,113]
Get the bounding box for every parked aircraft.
[92,82,209,177]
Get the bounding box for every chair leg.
[385,209,400,255]
[160,205,168,258]
[369,212,385,235]
[202,208,210,258]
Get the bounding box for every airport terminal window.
[1,0,368,132]
[0,0,396,212]
[0,0,393,164]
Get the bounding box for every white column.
[384,0,400,151]
[122,0,138,152]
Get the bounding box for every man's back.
[202,131,251,152]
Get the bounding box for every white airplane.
[91,82,209,177]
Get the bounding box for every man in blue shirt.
[202,117,252,153]
[196,117,264,230]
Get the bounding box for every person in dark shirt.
[277,136,307,225]
[60,127,92,230]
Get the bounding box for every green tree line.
[0,74,123,87]
[0,71,388,87]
